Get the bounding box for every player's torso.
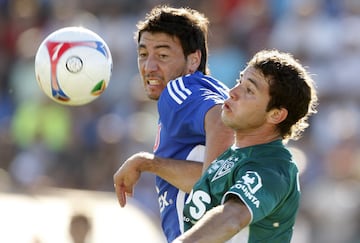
[183,141,300,242]
[154,72,229,242]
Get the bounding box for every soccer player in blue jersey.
[113,5,233,242]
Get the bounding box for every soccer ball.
[34,26,113,106]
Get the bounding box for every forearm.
[138,152,203,192]
[173,198,250,243]
[175,207,237,243]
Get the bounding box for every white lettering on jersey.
[232,171,262,208]
[233,183,260,208]
[158,191,171,213]
[187,190,211,220]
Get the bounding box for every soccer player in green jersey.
[172,49,318,243]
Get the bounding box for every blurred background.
[0,0,360,242]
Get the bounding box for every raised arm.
[114,152,203,207]
[113,104,233,207]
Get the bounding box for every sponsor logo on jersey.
[158,190,172,213]
[185,189,211,220]
[232,171,262,208]
[241,171,262,194]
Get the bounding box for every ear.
[267,107,288,125]
[187,50,201,73]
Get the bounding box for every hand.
[113,152,154,207]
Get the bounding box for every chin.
[221,111,229,122]
[221,114,236,129]
[145,89,159,100]
[147,94,160,101]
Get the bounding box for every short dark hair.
[135,5,210,74]
[248,49,318,141]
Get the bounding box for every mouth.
[147,79,161,85]
[223,101,231,111]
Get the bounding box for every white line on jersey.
[167,77,192,104]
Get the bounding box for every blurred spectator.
[69,213,92,243]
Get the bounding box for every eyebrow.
[248,77,260,89]
[240,71,260,89]
[138,43,171,50]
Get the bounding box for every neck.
[234,132,282,148]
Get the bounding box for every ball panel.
[34,26,113,106]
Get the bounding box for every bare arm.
[203,104,234,170]
[173,197,251,243]
[113,104,234,207]
[113,152,203,207]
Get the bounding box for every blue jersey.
[153,71,229,242]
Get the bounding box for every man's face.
[137,31,191,100]
[221,66,271,132]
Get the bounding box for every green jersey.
[183,140,300,243]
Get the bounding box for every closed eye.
[246,87,254,94]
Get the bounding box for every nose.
[229,83,241,100]
[143,55,158,72]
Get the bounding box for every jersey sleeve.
[222,166,290,223]
[160,75,227,137]
[183,88,224,134]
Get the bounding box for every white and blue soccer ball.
[34,26,113,106]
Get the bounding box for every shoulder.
[184,72,230,95]
[232,142,296,183]
[248,140,292,161]
[165,76,193,105]
[162,72,229,111]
